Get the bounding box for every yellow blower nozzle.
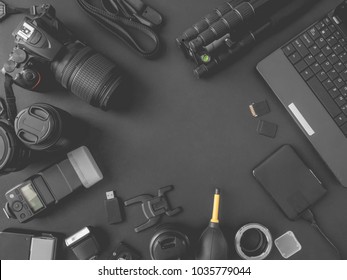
[210,188,220,223]
[196,187,228,260]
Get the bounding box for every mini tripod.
[124,185,182,232]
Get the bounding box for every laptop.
[257,1,347,187]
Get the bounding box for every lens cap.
[15,104,61,151]
[150,225,190,260]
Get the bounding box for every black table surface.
[0,0,346,260]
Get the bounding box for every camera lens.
[0,121,31,174]
[51,43,125,110]
[15,103,79,152]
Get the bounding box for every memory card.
[257,120,278,138]
[249,100,270,117]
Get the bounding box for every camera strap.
[0,1,44,22]
[76,0,162,58]
[0,74,17,124]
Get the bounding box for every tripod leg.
[157,185,174,196]
[134,217,160,233]
[124,195,153,207]
[165,207,182,217]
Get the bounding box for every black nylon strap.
[0,1,32,22]
[76,0,161,58]
[4,74,17,124]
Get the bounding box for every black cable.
[75,0,161,58]
[301,209,342,259]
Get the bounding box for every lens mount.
[235,223,273,260]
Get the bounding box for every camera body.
[2,5,71,90]
[2,4,125,110]
[3,146,103,223]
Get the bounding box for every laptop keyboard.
[282,17,347,136]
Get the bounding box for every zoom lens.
[0,121,31,174]
[51,43,125,110]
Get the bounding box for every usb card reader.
[105,191,123,224]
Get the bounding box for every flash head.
[67,146,103,188]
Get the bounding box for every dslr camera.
[2,4,125,110]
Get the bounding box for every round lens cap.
[15,104,56,147]
[150,228,190,260]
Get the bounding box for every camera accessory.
[188,0,276,52]
[176,0,244,52]
[177,0,318,78]
[196,188,228,260]
[105,190,123,224]
[14,103,79,152]
[253,145,342,259]
[0,119,32,174]
[274,231,301,259]
[3,146,103,223]
[0,1,32,22]
[65,226,100,260]
[235,223,272,260]
[253,145,327,220]
[0,2,5,21]
[249,100,270,117]
[124,185,182,232]
[256,120,277,138]
[76,0,163,58]
[149,224,191,260]
[0,231,57,260]
[29,235,58,260]
[110,242,141,260]
[0,75,32,175]
[2,4,126,110]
